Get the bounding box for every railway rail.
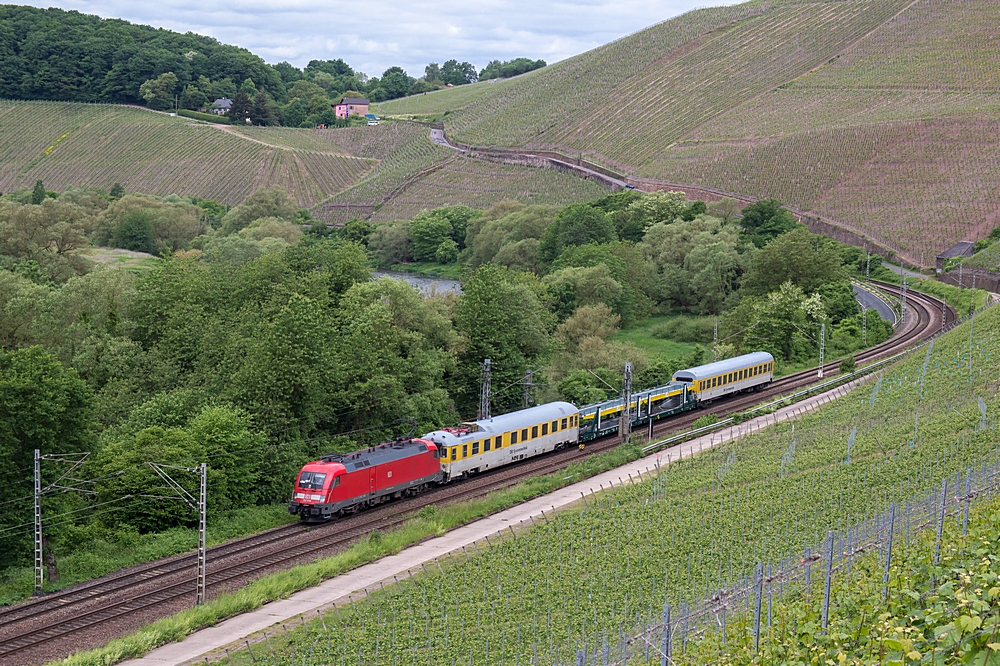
[0,281,955,666]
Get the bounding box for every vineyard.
[370,156,610,222]
[371,0,1000,265]
[211,301,1000,665]
[0,101,376,206]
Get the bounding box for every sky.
[23,0,728,78]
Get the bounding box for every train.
[288,351,774,521]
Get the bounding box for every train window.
[561,418,567,430]
[511,431,518,444]
[484,439,491,452]
[451,447,457,460]
[472,442,480,455]
[541,423,548,436]
[333,476,341,487]
[521,428,528,440]
[462,444,468,458]
[495,436,502,448]
[531,426,538,439]
[551,420,558,432]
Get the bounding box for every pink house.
[333,97,370,119]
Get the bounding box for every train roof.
[422,402,578,446]
[312,438,436,472]
[672,351,774,381]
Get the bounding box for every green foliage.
[31,179,46,205]
[739,199,800,248]
[0,347,94,566]
[640,215,745,314]
[479,58,546,80]
[409,213,453,262]
[109,183,125,200]
[538,203,616,263]
[177,109,230,124]
[838,354,856,372]
[464,202,558,270]
[221,186,297,235]
[650,316,715,343]
[723,280,826,361]
[455,264,554,414]
[741,227,847,296]
[110,210,158,255]
[139,72,179,111]
[340,219,373,244]
[691,413,719,428]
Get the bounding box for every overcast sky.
[24,0,729,77]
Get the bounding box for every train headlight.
[310,494,323,501]
[294,493,305,499]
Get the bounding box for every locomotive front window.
[298,472,327,490]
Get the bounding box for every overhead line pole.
[147,462,208,605]
[33,450,42,596]
[479,358,491,421]
[622,362,632,442]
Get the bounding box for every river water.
[373,270,462,294]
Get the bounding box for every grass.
[904,278,988,317]
[612,315,702,363]
[0,504,298,606]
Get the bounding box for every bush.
[839,355,856,373]
[692,413,719,429]
[178,109,229,124]
[650,316,714,343]
[111,210,158,255]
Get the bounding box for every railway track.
[0,281,955,665]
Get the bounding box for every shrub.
[839,355,856,373]
[177,109,229,124]
[651,316,715,343]
[692,413,719,429]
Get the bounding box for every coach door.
[369,467,377,495]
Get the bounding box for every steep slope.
[0,101,375,206]
[379,0,1000,266]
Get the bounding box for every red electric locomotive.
[288,438,443,522]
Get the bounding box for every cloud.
[21,0,727,76]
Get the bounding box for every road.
[853,284,898,325]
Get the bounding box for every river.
[373,270,462,294]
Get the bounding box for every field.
[0,101,376,206]
[369,156,610,222]
[611,315,703,364]
[373,0,1000,266]
[210,299,1000,665]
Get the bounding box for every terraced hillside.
[378,0,1000,266]
[0,101,376,206]
[370,155,610,222]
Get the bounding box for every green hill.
[378,0,1000,266]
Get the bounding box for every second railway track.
[0,280,955,666]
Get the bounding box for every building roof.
[422,402,578,446]
[936,241,976,260]
[672,351,774,382]
[339,97,370,105]
[212,98,232,109]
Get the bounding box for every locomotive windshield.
[298,471,327,490]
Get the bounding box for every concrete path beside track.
[122,376,869,666]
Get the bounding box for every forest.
[0,5,545,127]
[0,180,893,593]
